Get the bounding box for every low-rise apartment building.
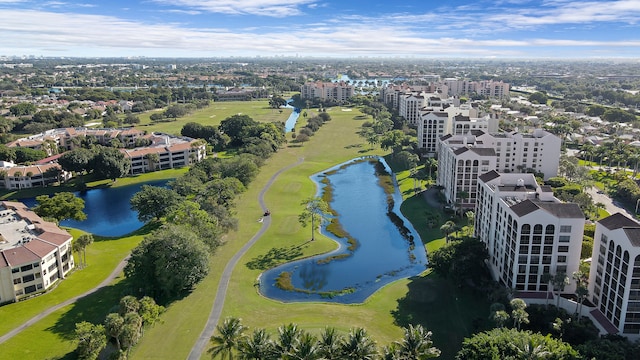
[123,135,206,175]
[300,81,354,102]
[0,162,70,190]
[0,201,74,304]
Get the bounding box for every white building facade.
[589,213,640,339]
[475,172,584,293]
[0,201,74,304]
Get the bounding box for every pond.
[284,101,301,133]
[259,157,428,304]
[22,180,168,237]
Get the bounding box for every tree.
[9,102,37,116]
[130,185,182,222]
[125,224,210,299]
[209,317,246,360]
[317,327,343,359]
[34,192,86,223]
[510,298,530,330]
[339,327,378,360]
[75,234,94,268]
[75,321,107,360]
[124,113,140,124]
[104,313,125,351]
[394,324,441,359]
[145,153,160,172]
[551,272,570,307]
[528,92,549,105]
[572,271,589,316]
[489,303,509,328]
[456,328,579,360]
[90,146,130,180]
[274,323,303,357]
[239,328,275,360]
[439,220,456,243]
[298,197,331,241]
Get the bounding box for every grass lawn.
[133,105,486,359]
[139,99,293,135]
[0,228,147,357]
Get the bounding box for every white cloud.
[0,8,639,58]
[151,0,317,17]
[488,0,640,27]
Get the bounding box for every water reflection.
[259,157,427,304]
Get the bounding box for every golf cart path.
[187,157,304,360]
[0,256,130,344]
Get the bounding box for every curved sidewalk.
[187,157,304,360]
[0,256,130,344]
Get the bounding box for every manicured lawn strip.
[139,100,293,135]
[0,276,130,359]
[0,229,144,338]
[84,167,188,188]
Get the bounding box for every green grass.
[139,99,293,135]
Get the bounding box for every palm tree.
[541,273,553,307]
[425,157,437,181]
[512,338,552,360]
[238,328,275,360]
[394,324,441,359]
[290,332,320,360]
[339,328,378,360]
[274,323,302,357]
[209,317,246,360]
[440,220,456,243]
[465,211,475,236]
[573,271,589,316]
[317,327,343,359]
[74,234,94,268]
[552,272,570,307]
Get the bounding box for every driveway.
[586,187,637,218]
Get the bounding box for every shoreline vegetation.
[273,157,419,296]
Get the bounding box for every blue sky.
[1,0,639,58]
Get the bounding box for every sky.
[1,0,640,59]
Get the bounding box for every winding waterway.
[259,157,427,304]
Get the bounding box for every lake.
[22,180,168,237]
[259,157,427,304]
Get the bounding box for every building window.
[559,236,570,243]
[13,278,21,285]
[560,225,572,233]
[557,256,567,263]
[558,246,569,253]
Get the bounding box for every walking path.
[187,157,304,360]
[0,256,130,344]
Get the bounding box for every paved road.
[586,187,636,218]
[0,256,130,344]
[187,157,304,360]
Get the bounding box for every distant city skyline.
[1,0,640,59]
